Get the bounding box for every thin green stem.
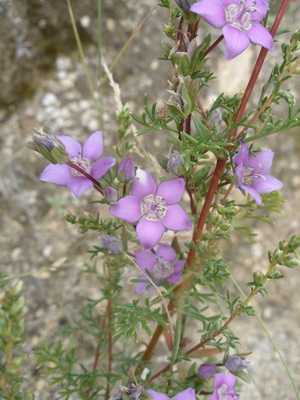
[66,0,101,126]
[97,0,104,130]
[230,275,300,400]
[102,5,158,84]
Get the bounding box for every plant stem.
[203,35,224,58]
[67,161,104,195]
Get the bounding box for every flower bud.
[174,0,191,13]
[10,281,23,299]
[253,270,265,285]
[26,123,69,165]
[9,298,24,318]
[105,187,118,203]
[98,235,124,254]
[225,355,250,373]
[118,156,136,182]
[167,150,184,174]
[198,363,216,378]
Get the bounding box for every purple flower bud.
[105,186,118,203]
[32,123,66,152]
[198,363,217,378]
[174,0,191,13]
[98,234,123,254]
[118,156,136,182]
[167,150,184,174]
[225,355,250,373]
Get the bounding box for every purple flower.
[109,169,192,250]
[134,244,185,293]
[148,388,196,400]
[232,141,282,205]
[118,156,136,182]
[39,131,116,196]
[211,372,239,400]
[198,363,217,378]
[225,355,250,372]
[190,0,274,60]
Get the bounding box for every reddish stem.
[67,160,104,195]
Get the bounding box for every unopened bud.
[105,187,118,203]
[10,281,23,299]
[198,363,216,378]
[98,235,124,254]
[253,270,265,285]
[225,355,250,373]
[118,156,136,182]
[26,123,69,165]
[167,150,184,174]
[9,298,24,318]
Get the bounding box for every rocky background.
[0,0,300,399]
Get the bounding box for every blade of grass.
[97,0,104,130]
[66,0,102,127]
[102,5,158,85]
[230,275,300,399]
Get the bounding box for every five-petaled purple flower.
[134,243,185,293]
[109,169,192,250]
[190,0,274,60]
[232,141,282,205]
[148,388,196,400]
[40,131,116,196]
[211,372,239,400]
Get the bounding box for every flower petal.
[156,178,185,204]
[224,371,237,389]
[136,219,165,250]
[162,204,192,231]
[246,149,274,174]
[246,24,274,52]
[82,131,103,161]
[156,244,176,262]
[235,163,245,187]
[131,169,157,199]
[91,157,117,179]
[39,164,73,185]
[214,371,226,389]
[172,388,196,400]
[135,275,155,294]
[233,141,249,166]
[240,183,262,205]
[56,134,81,158]
[67,176,93,196]
[167,261,184,284]
[190,0,226,28]
[109,195,142,223]
[135,250,157,272]
[247,0,269,22]
[251,174,283,194]
[147,389,170,400]
[223,25,250,59]
[244,150,274,171]
[172,260,185,275]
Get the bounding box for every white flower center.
[70,154,92,177]
[242,163,265,185]
[141,195,167,221]
[217,383,239,399]
[225,1,260,30]
[153,256,174,279]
